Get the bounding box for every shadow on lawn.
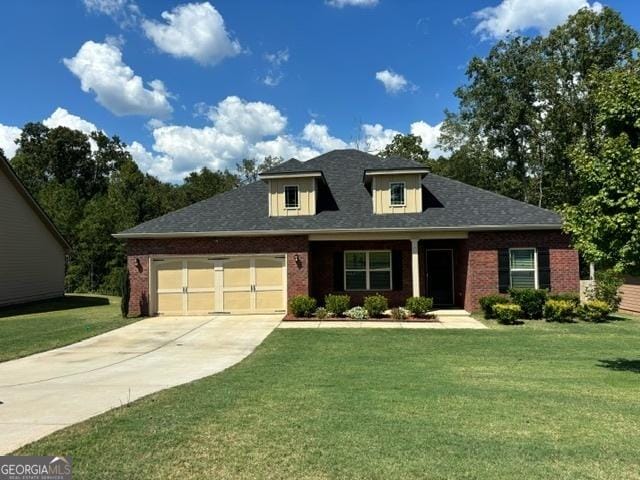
[0,295,110,318]
[598,358,640,373]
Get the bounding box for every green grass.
[17,318,640,479]
[0,294,138,362]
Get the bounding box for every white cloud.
[410,121,445,157]
[473,0,603,39]
[359,123,400,152]
[250,136,320,162]
[326,0,379,7]
[375,69,412,94]
[43,108,98,134]
[263,49,289,87]
[207,96,287,139]
[82,0,141,27]
[142,2,242,66]
[302,121,348,151]
[64,40,172,117]
[0,124,21,158]
[127,141,177,182]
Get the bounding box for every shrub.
[363,294,388,318]
[345,306,368,320]
[314,307,328,319]
[390,307,408,320]
[578,299,611,322]
[478,294,510,319]
[544,299,575,322]
[289,295,317,318]
[548,292,580,309]
[509,288,547,319]
[585,269,623,311]
[405,296,433,317]
[494,303,522,325]
[324,294,351,317]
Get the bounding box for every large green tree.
[379,133,430,165]
[563,63,640,275]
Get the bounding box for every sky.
[1,0,638,183]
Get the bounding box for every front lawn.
[17,318,640,479]
[0,294,137,362]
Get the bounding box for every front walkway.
[0,314,281,454]
[279,310,486,329]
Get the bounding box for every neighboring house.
[619,276,640,313]
[0,156,68,306]
[115,150,579,316]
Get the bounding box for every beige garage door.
[154,256,285,315]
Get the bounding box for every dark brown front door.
[426,249,454,306]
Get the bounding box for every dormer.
[260,169,323,217]
[364,166,429,214]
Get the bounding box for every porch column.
[411,238,420,297]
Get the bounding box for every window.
[344,251,392,290]
[389,182,405,206]
[284,185,299,209]
[510,248,537,289]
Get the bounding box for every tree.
[563,63,640,275]
[379,133,430,165]
[180,167,238,205]
[236,156,282,184]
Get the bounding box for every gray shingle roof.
[117,149,561,236]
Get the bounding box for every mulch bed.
[283,315,438,322]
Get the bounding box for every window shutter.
[537,247,551,290]
[392,250,403,291]
[333,251,344,291]
[498,249,510,293]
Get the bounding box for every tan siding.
[0,169,65,306]
[620,276,640,313]
[373,173,422,214]
[268,178,316,216]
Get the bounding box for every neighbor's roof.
[0,155,70,250]
[115,149,561,238]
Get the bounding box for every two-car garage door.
[153,255,286,315]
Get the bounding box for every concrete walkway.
[0,314,281,454]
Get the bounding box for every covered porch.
[308,232,469,309]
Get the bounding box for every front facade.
[0,157,68,306]
[116,150,579,316]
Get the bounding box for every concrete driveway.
[0,314,281,454]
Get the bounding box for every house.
[0,156,68,306]
[114,150,579,316]
[619,276,640,313]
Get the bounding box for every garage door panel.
[187,260,215,289]
[255,291,283,310]
[223,259,251,287]
[223,291,252,311]
[157,293,183,315]
[187,292,215,314]
[255,258,283,287]
[157,261,183,290]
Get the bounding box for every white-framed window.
[389,182,406,206]
[284,185,299,209]
[509,248,537,289]
[344,251,392,291]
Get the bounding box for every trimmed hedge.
[509,288,547,319]
[405,297,433,317]
[364,294,388,318]
[325,294,351,317]
[544,299,575,322]
[478,294,510,319]
[289,295,317,318]
[494,303,521,325]
[578,299,611,322]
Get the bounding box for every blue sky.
[1,0,638,182]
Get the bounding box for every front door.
[426,249,454,307]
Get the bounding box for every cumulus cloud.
[375,70,413,94]
[64,40,173,117]
[473,0,603,39]
[206,96,287,138]
[127,141,177,182]
[142,2,242,66]
[410,121,445,157]
[43,108,98,134]
[358,123,401,152]
[326,0,379,7]
[82,0,141,27]
[0,124,21,158]
[302,121,348,151]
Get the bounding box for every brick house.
[115,150,579,316]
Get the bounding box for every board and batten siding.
[372,174,423,214]
[0,168,65,306]
[268,177,316,216]
[619,276,640,313]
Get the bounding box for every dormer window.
[284,185,299,209]
[389,182,405,207]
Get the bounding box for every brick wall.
[463,231,580,311]
[309,240,412,307]
[126,236,309,316]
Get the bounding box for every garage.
[152,255,286,315]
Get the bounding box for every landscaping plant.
[289,295,317,318]
[314,307,329,319]
[578,299,611,322]
[544,299,575,322]
[494,303,522,325]
[509,288,547,319]
[390,307,408,320]
[478,294,510,319]
[324,294,351,317]
[345,306,368,320]
[405,296,433,317]
[586,269,623,311]
[363,294,388,318]
[548,292,580,309]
